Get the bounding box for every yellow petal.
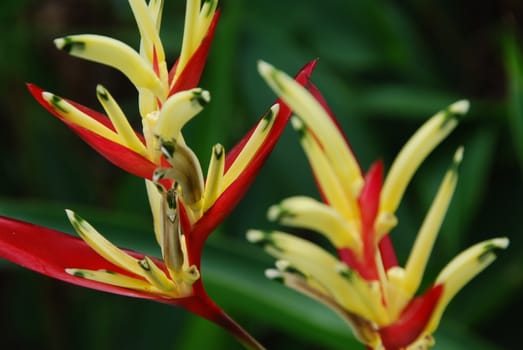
[145,179,163,246]
[425,237,509,333]
[379,100,469,222]
[147,0,164,32]
[155,88,210,141]
[247,230,388,324]
[267,196,361,251]
[258,60,363,199]
[202,144,225,212]
[65,210,145,278]
[42,92,122,145]
[291,117,361,221]
[66,268,157,293]
[221,104,279,191]
[137,256,178,294]
[129,0,165,64]
[196,0,218,43]
[96,85,149,157]
[269,266,381,345]
[402,147,463,295]
[55,35,161,94]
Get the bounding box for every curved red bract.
[0,215,252,339]
[0,216,163,300]
[378,285,443,350]
[27,84,158,180]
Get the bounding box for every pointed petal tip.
[246,229,265,243]
[299,58,319,77]
[194,88,211,106]
[64,209,80,227]
[269,103,280,116]
[449,99,469,115]
[64,208,74,217]
[257,60,275,77]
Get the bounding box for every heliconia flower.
[247,61,509,350]
[2,0,318,348]
[28,0,221,181]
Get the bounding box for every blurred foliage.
[1,0,522,349]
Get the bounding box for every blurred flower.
[1,1,317,348]
[248,61,508,350]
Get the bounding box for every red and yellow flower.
[248,61,508,350]
[0,2,316,348]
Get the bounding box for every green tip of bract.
[54,36,85,53]
[96,84,109,100]
[193,89,211,107]
[213,143,224,158]
[263,104,277,123]
[65,209,85,233]
[290,116,307,138]
[478,237,509,267]
[65,268,84,277]
[335,262,353,280]
[42,92,68,113]
[65,209,77,222]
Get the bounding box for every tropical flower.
[248,61,509,350]
[0,1,317,348]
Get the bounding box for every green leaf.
[503,33,523,175]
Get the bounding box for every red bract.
[0,216,257,348]
[27,83,159,179]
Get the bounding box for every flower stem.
[174,291,265,350]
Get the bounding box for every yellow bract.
[378,100,469,226]
[221,104,280,190]
[55,35,163,96]
[258,61,364,199]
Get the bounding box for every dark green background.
[1,0,522,349]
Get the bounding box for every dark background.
[1,0,522,349]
